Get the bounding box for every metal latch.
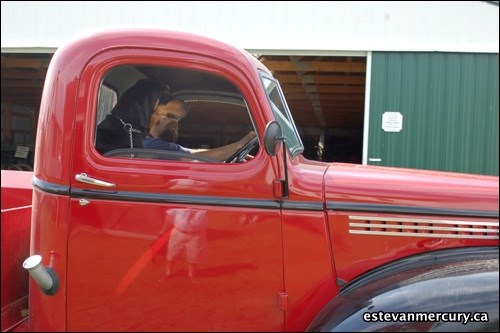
[75,173,116,187]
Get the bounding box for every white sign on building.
[382,112,403,132]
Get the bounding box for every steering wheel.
[105,148,219,163]
[225,136,259,163]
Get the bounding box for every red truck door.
[66,48,284,331]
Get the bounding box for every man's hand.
[193,130,258,162]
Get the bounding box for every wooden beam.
[1,57,50,68]
[275,74,365,85]
[1,79,44,88]
[262,60,366,73]
[284,93,365,101]
[289,106,363,114]
[1,70,47,79]
[281,84,365,94]
[290,100,364,107]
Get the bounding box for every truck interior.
[96,64,258,162]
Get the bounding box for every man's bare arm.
[190,131,256,162]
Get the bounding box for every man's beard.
[159,124,179,142]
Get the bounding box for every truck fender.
[307,247,499,332]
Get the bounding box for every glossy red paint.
[28,188,69,331]
[34,28,273,188]
[8,319,28,332]
[1,170,33,210]
[66,200,283,331]
[324,163,498,283]
[287,156,328,203]
[32,28,286,331]
[1,207,30,332]
[281,210,337,331]
[325,163,499,212]
[45,30,275,202]
[329,212,499,283]
[1,171,33,332]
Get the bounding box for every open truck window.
[94,65,258,163]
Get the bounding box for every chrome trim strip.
[349,230,498,240]
[328,202,498,218]
[350,223,497,233]
[348,215,499,240]
[1,205,32,213]
[282,200,323,211]
[71,188,281,210]
[349,215,499,226]
[32,177,70,195]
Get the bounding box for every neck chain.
[114,115,142,149]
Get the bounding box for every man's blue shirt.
[143,136,190,152]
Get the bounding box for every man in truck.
[144,90,256,162]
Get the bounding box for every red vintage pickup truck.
[1,28,498,332]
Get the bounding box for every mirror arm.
[263,121,288,198]
[277,135,289,198]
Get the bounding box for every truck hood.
[324,163,499,217]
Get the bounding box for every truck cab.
[16,28,500,331]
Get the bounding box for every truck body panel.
[27,186,69,332]
[323,162,499,283]
[1,171,33,332]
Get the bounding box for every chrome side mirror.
[263,121,283,156]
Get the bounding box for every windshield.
[260,73,304,157]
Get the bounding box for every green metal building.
[368,52,499,175]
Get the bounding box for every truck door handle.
[75,173,116,187]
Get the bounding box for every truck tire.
[307,247,499,332]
